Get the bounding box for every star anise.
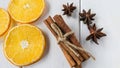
[79,9,96,24]
[62,3,76,16]
[86,24,107,44]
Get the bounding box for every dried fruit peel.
[8,0,45,23]
[4,24,46,66]
[3,18,16,38]
[0,8,10,37]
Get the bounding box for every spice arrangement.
[0,0,107,68]
[80,9,106,44]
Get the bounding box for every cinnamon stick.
[61,42,81,65]
[44,15,86,67]
[76,64,82,68]
[53,15,90,61]
[60,44,76,67]
[44,17,76,67]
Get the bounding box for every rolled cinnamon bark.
[44,17,76,67]
[53,15,90,61]
[60,44,76,67]
[44,15,89,68]
[61,42,81,65]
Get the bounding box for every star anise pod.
[86,24,107,44]
[62,3,76,16]
[79,9,96,24]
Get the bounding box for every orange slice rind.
[4,24,46,66]
[8,0,45,24]
[0,8,10,37]
[3,18,16,37]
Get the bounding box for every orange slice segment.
[8,0,45,23]
[0,8,10,37]
[4,24,46,66]
[3,18,16,37]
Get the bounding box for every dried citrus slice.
[0,8,10,37]
[4,24,46,66]
[3,18,16,37]
[8,0,45,23]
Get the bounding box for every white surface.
[0,0,79,68]
[81,0,120,68]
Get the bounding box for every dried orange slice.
[3,18,16,37]
[0,8,10,37]
[8,0,45,23]
[4,24,46,66]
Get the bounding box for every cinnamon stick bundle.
[44,15,90,68]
